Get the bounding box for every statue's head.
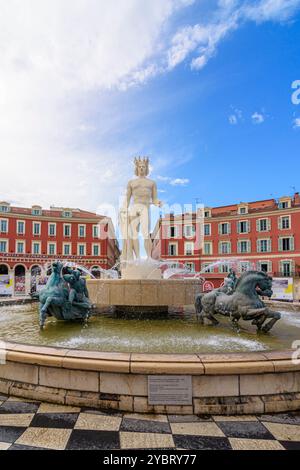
[134,157,149,177]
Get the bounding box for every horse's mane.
[235,270,269,288]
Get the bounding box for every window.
[93,244,100,256]
[204,224,211,236]
[257,218,270,232]
[219,264,229,273]
[168,243,177,256]
[32,242,41,255]
[219,241,231,254]
[202,263,213,273]
[204,210,211,218]
[78,244,86,256]
[239,261,250,272]
[78,225,86,238]
[64,224,71,237]
[258,262,271,273]
[63,244,71,256]
[16,241,25,254]
[281,261,292,277]
[169,226,177,238]
[237,220,250,234]
[93,225,99,238]
[279,216,291,230]
[238,240,250,253]
[239,206,248,214]
[63,210,72,218]
[0,219,8,233]
[48,243,56,255]
[204,242,212,255]
[48,223,56,236]
[219,223,230,235]
[279,201,289,209]
[33,222,41,236]
[257,239,271,253]
[32,207,42,216]
[17,221,25,235]
[185,242,194,256]
[170,263,179,269]
[185,262,195,273]
[184,225,195,238]
[0,205,9,213]
[279,237,294,252]
[0,241,7,253]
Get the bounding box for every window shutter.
[228,242,231,254]
[267,219,271,231]
[237,221,240,234]
[257,240,261,252]
[267,261,271,272]
[256,220,260,232]
[228,223,231,235]
[218,224,221,235]
[290,237,295,251]
[247,241,250,253]
[278,217,282,230]
[247,220,250,233]
[279,238,283,251]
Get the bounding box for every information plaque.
[148,375,192,405]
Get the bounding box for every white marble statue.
[119,157,162,262]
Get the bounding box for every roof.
[7,206,104,221]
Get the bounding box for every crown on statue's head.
[134,156,150,176]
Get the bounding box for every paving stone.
[217,421,274,440]
[120,418,171,434]
[30,413,79,429]
[66,430,120,450]
[15,427,72,450]
[173,435,232,450]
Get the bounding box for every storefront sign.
[0,275,13,296]
[272,277,294,301]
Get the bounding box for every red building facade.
[0,202,119,295]
[151,193,300,286]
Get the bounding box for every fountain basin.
[0,341,299,415]
[1,301,300,415]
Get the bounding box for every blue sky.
[0,0,299,214]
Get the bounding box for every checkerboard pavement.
[0,394,300,450]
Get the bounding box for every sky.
[0,0,300,217]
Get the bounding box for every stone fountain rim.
[1,340,297,374]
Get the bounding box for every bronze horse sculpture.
[38,261,92,329]
[195,271,281,333]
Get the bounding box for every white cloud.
[170,178,190,186]
[293,118,300,128]
[0,0,194,211]
[167,0,300,71]
[157,175,190,186]
[252,111,265,124]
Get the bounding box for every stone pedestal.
[87,278,202,309]
[121,259,162,280]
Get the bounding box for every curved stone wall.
[0,342,299,415]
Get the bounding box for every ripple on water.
[0,303,300,353]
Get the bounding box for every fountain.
[86,157,201,313]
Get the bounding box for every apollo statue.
[119,157,162,262]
